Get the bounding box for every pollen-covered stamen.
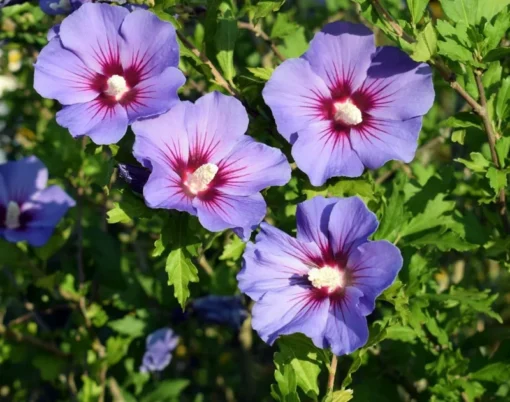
[308,266,344,293]
[185,163,219,195]
[333,99,362,126]
[105,74,129,101]
[5,201,21,230]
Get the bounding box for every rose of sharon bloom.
[132,91,292,240]
[263,22,434,186]
[140,328,179,373]
[34,3,185,145]
[191,295,249,330]
[237,196,402,355]
[0,156,75,247]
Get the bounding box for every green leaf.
[483,47,510,62]
[272,353,300,402]
[219,236,246,261]
[408,229,478,251]
[451,130,466,144]
[411,22,437,62]
[496,77,510,122]
[374,176,409,242]
[406,0,429,25]
[271,12,300,39]
[440,112,481,129]
[106,337,132,366]
[438,38,473,62]
[471,363,510,383]
[279,27,308,58]
[32,354,66,381]
[141,380,190,402]
[455,152,491,173]
[440,0,510,26]
[107,191,147,224]
[247,67,274,81]
[166,247,199,308]
[401,194,456,237]
[323,389,354,402]
[250,0,285,20]
[495,137,510,167]
[109,316,146,338]
[276,334,324,399]
[215,11,238,82]
[486,167,507,194]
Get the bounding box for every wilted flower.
[190,295,249,329]
[34,3,184,145]
[263,22,434,186]
[237,196,402,355]
[140,327,179,373]
[0,156,75,247]
[132,91,291,240]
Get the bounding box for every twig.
[176,30,238,97]
[197,253,214,276]
[0,326,70,359]
[475,72,510,232]
[328,354,338,392]
[370,0,415,44]
[238,21,286,62]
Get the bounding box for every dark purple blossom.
[190,295,249,329]
[263,22,434,186]
[237,196,402,355]
[39,0,146,16]
[34,3,185,145]
[0,156,75,247]
[140,327,179,373]
[132,91,291,240]
[117,163,150,194]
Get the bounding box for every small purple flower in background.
[34,3,185,145]
[0,156,75,247]
[237,196,402,356]
[117,163,150,194]
[190,295,249,330]
[140,327,179,373]
[263,22,434,186]
[132,91,291,240]
[39,0,146,16]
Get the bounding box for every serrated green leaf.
[106,337,132,366]
[483,47,510,62]
[408,229,478,251]
[496,77,510,122]
[411,22,437,62]
[438,38,473,62]
[451,130,466,144]
[401,194,456,237]
[323,389,354,402]
[271,12,299,39]
[166,248,199,308]
[215,12,237,82]
[219,236,246,260]
[109,316,146,338]
[374,176,409,242]
[455,152,491,172]
[250,0,285,20]
[441,112,481,129]
[440,0,510,26]
[247,67,274,81]
[279,27,308,58]
[406,0,429,25]
[471,363,510,383]
[486,167,507,194]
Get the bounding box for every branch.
[370,0,415,44]
[176,31,238,97]
[237,21,286,62]
[0,326,70,359]
[328,354,338,392]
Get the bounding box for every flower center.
[185,163,219,195]
[308,266,344,293]
[105,75,129,101]
[5,201,21,230]
[333,99,362,126]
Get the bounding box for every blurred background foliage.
[0,0,510,401]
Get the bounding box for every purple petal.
[186,92,249,163]
[357,46,434,121]
[119,9,180,78]
[47,24,60,41]
[125,66,185,123]
[4,227,55,247]
[291,121,364,186]
[117,163,150,194]
[34,38,100,105]
[216,136,291,196]
[0,156,48,204]
[325,287,368,355]
[350,116,422,168]
[305,21,375,93]
[132,101,189,170]
[193,192,266,240]
[237,222,322,300]
[251,285,330,347]
[24,185,75,228]
[262,58,330,142]
[142,167,194,214]
[327,197,378,257]
[56,100,128,145]
[141,349,172,372]
[347,240,402,315]
[59,3,129,74]
[0,174,7,206]
[295,195,339,250]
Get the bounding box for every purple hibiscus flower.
[263,22,434,186]
[237,196,402,355]
[140,327,179,373]
[132,91,291,240]
[190,295,249,330]
[0,156,75,247]
[34,3,185,145]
